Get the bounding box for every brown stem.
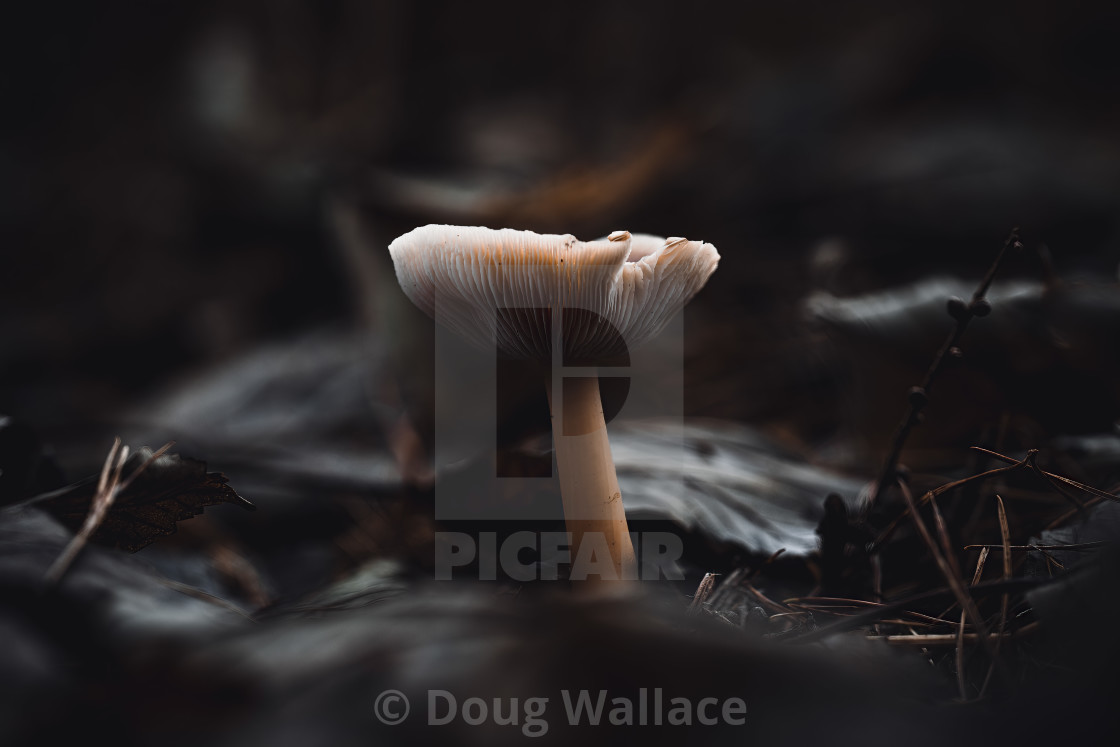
[546,374,637,583]
[869,228,1020,506]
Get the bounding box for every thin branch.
[957,547,990,700]
[743,582,794,616]
[929,492,961,580]
[979,496,1013,697]
[970,447,1119,503]
[870,228,1020,506]
[705,567,747,611]
[746,548,786,580]
[44,439,128,586]
[689,572,718,614]
[786,598,961,627]
[1026,451,1085,513]
[114,441,175,494]
[897,479,999,664]
[870,461,1024,552]
[872,622,1038,647]
[43,440,175,587]
[788,576,1043,644]
[963,541,1107,552]
[874,447,1118,554]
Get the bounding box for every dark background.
[2,0,1118,471]
[3,4,1120,746]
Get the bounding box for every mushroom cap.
[388,225,720,361]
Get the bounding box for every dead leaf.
[30,448,254,552]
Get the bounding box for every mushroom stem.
[545,374,637,583]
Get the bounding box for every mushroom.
[389,225,719,583]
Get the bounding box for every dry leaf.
[31,449,253,552]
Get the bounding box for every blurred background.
[2,0,1118,485]
[3,4,1120,745]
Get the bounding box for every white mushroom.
[389,224,719,583]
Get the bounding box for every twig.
[1025,452,1086,513]
[705,567,747,611]
[689,572,718,614]
[1036,547,1065,572]
[957,547,990,699]
[928,491,962,579]
[897,478,999,664]
[978,496,1013,697]
[786,597,960,627]
[43,440,175,587]
[157,578,255,620]
[872,622,1038,647]
[747,548,786,580]
[971,447,1119,503]
[996,497,1012,585]
[788,576,1043,644]
[44,438,127,586]
[873,447,1118,554]
[963,541,1106,552]
[114,441,176,493]
[743,582,794,616]
[869,228,1021,506]
[870,461,1024,552]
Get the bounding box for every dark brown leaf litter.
[28,447,254,553]
[695,231,1120,719]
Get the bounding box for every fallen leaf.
[29,449,254,552]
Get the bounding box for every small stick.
[979,496,1013,697]
[789,576,1043,644]
[689,572,718,614]
[869,229,1020,506]
[874,447,1119,554]
[963,541,1106,552]
[1037,548,1065,572]
[705,567,747,611]
[971,447,1119,503]
[44,438,128,586]
[873,622,1038,647]
[43,440,175,587]
[113,441,176,494]
[928,492,961,579]
[897,479,999,663]
[957,546,990,700]
[746,548,786,580]
[1025,452,1085,513]
[870,461,1024,552]
[743,582,793,616]
[766,611,809,622]
[786,599,959,627]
